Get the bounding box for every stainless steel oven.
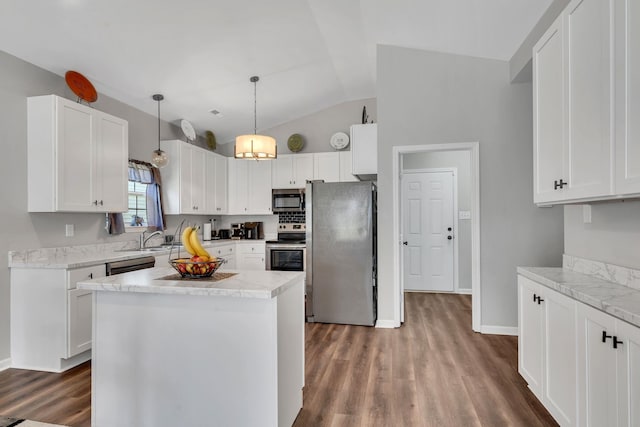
[265,223,306,271]
[266,243,306,271]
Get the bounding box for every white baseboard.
[375,319,400,328]
[456,289,472,295]
[480,325,518,336]
[0,357,12,371]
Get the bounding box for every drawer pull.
[602,331,612,343]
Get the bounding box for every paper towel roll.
[203,223,212,241]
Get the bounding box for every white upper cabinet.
[533,0,640,205]
[313,152,340,182]
[205,151,228,215]
[214,153,228,214]
[339,151,358,182]
[615,0,640,195]
[351,124,377,177]
[564,0,613,200]
[27,95,128,212]
[162,141,207,214]
[228,158,272,215]
[533,16,565,204]
[272,154,313,189]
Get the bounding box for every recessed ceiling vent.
[209,109,224,118]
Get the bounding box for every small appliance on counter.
[244,222,264,240]
[231,223,244,240]
[217,229,231,240]
[203,222,212,241]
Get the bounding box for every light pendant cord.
[157,97,161,150]
[254,79,257,135]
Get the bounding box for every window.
[124,181,148,228]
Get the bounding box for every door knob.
[447,236,453,240]
[402,241,408,245]
[447,227,452,231]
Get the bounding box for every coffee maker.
[243,222,264,240]
[230,223,244,240]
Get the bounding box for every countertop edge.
[517,267,640,329]
[77,268,304,300]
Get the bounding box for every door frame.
[392,142,481,332]
[401,167,459,294]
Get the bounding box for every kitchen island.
[77,267,305,427]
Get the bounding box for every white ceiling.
[0,0,551,143]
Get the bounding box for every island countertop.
[77,266,305,299]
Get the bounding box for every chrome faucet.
[140,230,163,249]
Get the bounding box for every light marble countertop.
[77,266,304,299]
[8,239,266,269]
[518,266,640,328]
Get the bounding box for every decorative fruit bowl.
[168,221,226,279]
[170,256,226,279]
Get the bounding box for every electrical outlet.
[65,224,74,237]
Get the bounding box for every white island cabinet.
[78,267,304,427]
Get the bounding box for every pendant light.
[235,76,277,159]
[151,94,169,168]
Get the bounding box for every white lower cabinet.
[237,242,266,270]
[520,274,640,427]
[67,288,93,357]
[518,275,577,425]
[577,303,640,427]
[212,244,236,271]
[11,264,105,372]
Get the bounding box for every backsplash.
[564,254,640,291]
[278,212,306,223]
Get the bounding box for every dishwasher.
[105,256,156,275]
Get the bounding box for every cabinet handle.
[535,295,544,305]
[602,330,612,343]
[99,200,104,206]
[89,273,93,279]
[613,336,624,349]
[532,293,537,303]
[554,179,568,190]
[93,200,98,206]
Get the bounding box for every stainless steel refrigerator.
[305,181,377,326]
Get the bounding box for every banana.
[189,227,211,259]
[181,226,196,256]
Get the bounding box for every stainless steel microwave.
[272,189,305,212]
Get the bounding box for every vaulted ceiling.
[0,0,551,143]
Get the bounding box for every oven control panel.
[278,223,306,232]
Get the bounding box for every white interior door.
[402,171,455,292]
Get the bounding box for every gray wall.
[509,0,571,82]
[377,45,564,328]
[402,151,472,291]
[218,99,377,156]
[0,49,221,362]
[565,202,640,268]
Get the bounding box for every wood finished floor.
[0,293,557,427]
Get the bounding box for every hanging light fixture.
[235,76,277,159]
[151,94,169,168]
